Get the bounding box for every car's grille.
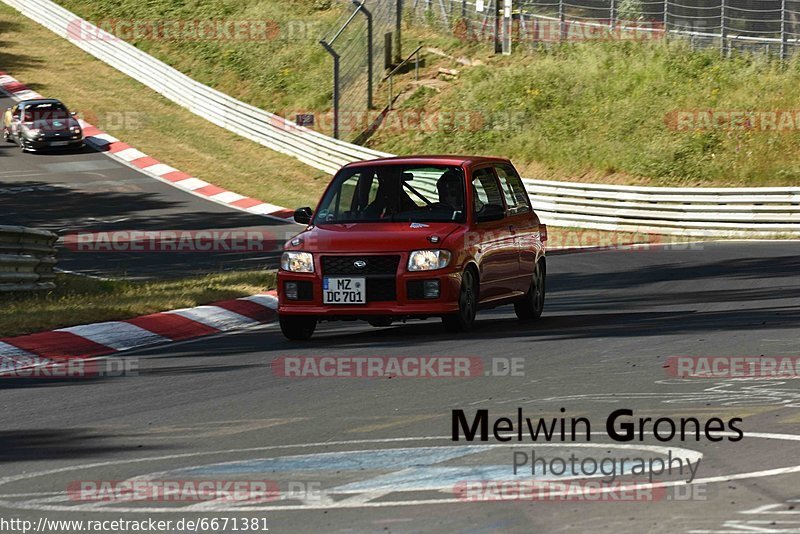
[321,255,400,275]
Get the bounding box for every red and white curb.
[0,71,296,222]
[0,291,278,375]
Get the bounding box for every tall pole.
[355,1,374,109]
[720,0,726,56]
[494,0,502,53]
[395,0,403,63]
[781,0,788,62]
[610,0,615,32]
[320,40,340,139]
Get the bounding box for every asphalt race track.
[0,94,297,279]
[1,241,799,532]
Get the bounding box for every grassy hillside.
[30,1,800,187]
[375,39,800,187]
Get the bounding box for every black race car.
[3,98,84,152]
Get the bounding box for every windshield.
[313,165,466,224]
[22,103,69,122]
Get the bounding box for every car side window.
[472,168,504,217]
[11,106,20,119]
[495,164,531,214]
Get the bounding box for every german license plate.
[50,141,69,146]
[323,277,366,304]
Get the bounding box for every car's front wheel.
[515,259,545,321]
[279,315,317,341]
[442,268,478,333]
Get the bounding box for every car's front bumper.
[21,137,84,151]
[277,260,462,318]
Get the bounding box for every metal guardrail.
[0,226,58,292]
[6,0,800,237]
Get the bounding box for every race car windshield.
[313,165,467,224]
[23,103,69,122]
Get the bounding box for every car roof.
[343,155,511,169]
[18,99,64,106]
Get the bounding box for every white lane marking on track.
[114,148,148,162]
[175,178,209,191]
[0,433,797,513]
[210,191,246,204]
[0,342,38,360]
[142,163,177,176]
[57,322,169,351]
[246,203,289,215]
[168,306,257,331]
[242,294,278,309]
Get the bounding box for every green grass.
[48,0,800,188]
[0,271,275,337]
[371,39,800,187]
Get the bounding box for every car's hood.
[292,222,462,252]
[23,118,80,132]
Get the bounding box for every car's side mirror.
[476,203,505,223]
[70,111,78,117]
[294,207,313,225]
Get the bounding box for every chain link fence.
[408,0,800,58]
[320,0,399,140]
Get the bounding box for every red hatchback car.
[277,156,547,340]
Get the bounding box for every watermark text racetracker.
[666,356,800,378]
[271,356,525,378]
[68,18,321,42]
[0,357,139,379]
[63,229,285,253]
[454,479,708,502]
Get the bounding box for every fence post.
[720,0,726,56]
[355,0,374,109]
[559,0,565,41]
[781,0,788,62]
[494,0,502,52]
[395,0,403,63]
[320,40,340,139]
[663,0,669,41]
[610,0,616,32]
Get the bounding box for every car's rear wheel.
[515,259,545,321]
[442,268,478,332]
[279,315,317,341]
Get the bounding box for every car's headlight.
[70,126,81,134]
[25,128,41,137]
[281,251,314,273]
[408,250,452,271]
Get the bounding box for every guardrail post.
[320,40,341,139]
